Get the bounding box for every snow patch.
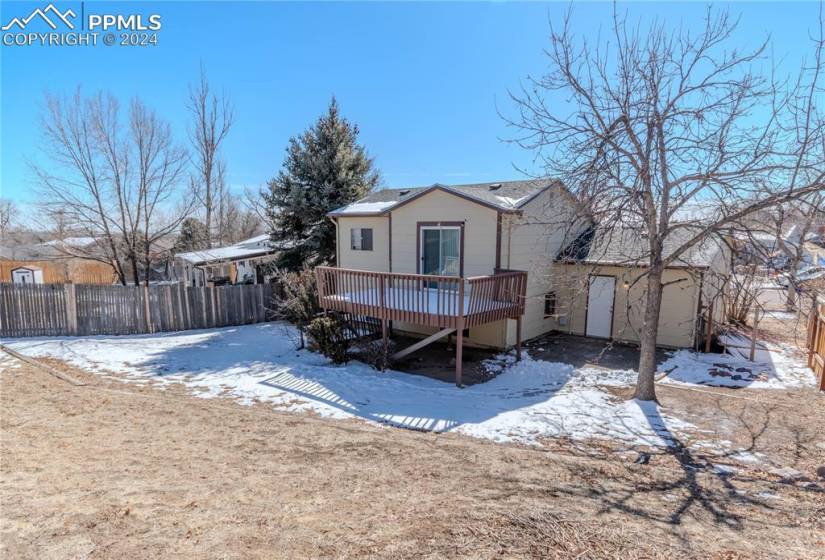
[2,323,748,450]
[660,342,814,389]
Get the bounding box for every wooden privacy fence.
[806,295,825,391]
[0,282,278,338]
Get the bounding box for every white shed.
[11,266,44,285]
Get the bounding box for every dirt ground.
[2,350,824,560]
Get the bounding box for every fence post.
[807,295,818,366]
[64,283,78,336]
[143,284,153,333]
[240,284,246,323]
[749,308,761,362]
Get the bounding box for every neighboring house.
[553,225,732,349]
[735,223,825,270]
[173,235,278,287]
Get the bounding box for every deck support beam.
[455,328,463,387]
[456,280,465,387]
[381,317,388,370]
[516,316,522,362]
[391,328,455,362]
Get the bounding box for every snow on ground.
[2,322,812,450]
[660,333,815,389]
[3,322,697,449]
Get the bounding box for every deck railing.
[315,266,527,329]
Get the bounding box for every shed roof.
[557,225,728,269]
[329,179,561,216]
[175,235,276,265]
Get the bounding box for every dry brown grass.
[1,354,824,559]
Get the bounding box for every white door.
[586,276,615,338]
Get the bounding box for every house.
[173,235,278,287]
[317,179,589,384]
[317,179,735,385]
[553,225,732,349]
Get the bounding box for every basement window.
[350,228,373,251]
[544,291,557,317]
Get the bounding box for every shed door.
[586,276,615,338]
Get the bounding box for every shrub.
[273,266,321,348]
[306,316,350,364]
[351,337,394,371]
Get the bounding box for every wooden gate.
[806,296,825,391]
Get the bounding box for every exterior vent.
[488,183,502,191]
[399,189,411,196]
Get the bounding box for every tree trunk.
[635,265,664,401]
[130,254,141,287]
[786,281,797,311]
[205,179,213,247]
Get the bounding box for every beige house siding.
[388,189,499,277]
[551,264,702,348]
[501,186,591,346]
[336,216,390,272]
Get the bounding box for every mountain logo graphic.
[2,3,76,31]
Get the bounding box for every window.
[350,228,373,251]
[544,291,557,317]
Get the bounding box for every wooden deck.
[315,266,527,386]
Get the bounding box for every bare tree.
[34,89,190,285]
[187,66,233,246]
[0,198,18,237]
[130,99,190,285]
[214,177,263,244]
[507,6,824,400]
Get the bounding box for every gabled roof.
[329,179,562,217]
[557,225,728,269]
[175,234,276,265]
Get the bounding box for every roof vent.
[488,183,502,191]
[399,189,411,196]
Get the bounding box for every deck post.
[379,275,388,370]
[456,279,465,387]
[515,316,522,362]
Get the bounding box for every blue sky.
[1,1,821,206]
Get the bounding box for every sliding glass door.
[420,226,461,288]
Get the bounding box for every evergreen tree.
[174,218,210,253]
[265,98,380,269]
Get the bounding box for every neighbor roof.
[328,179,562,216]
[175,234,275,265]
[557,225,728,269]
